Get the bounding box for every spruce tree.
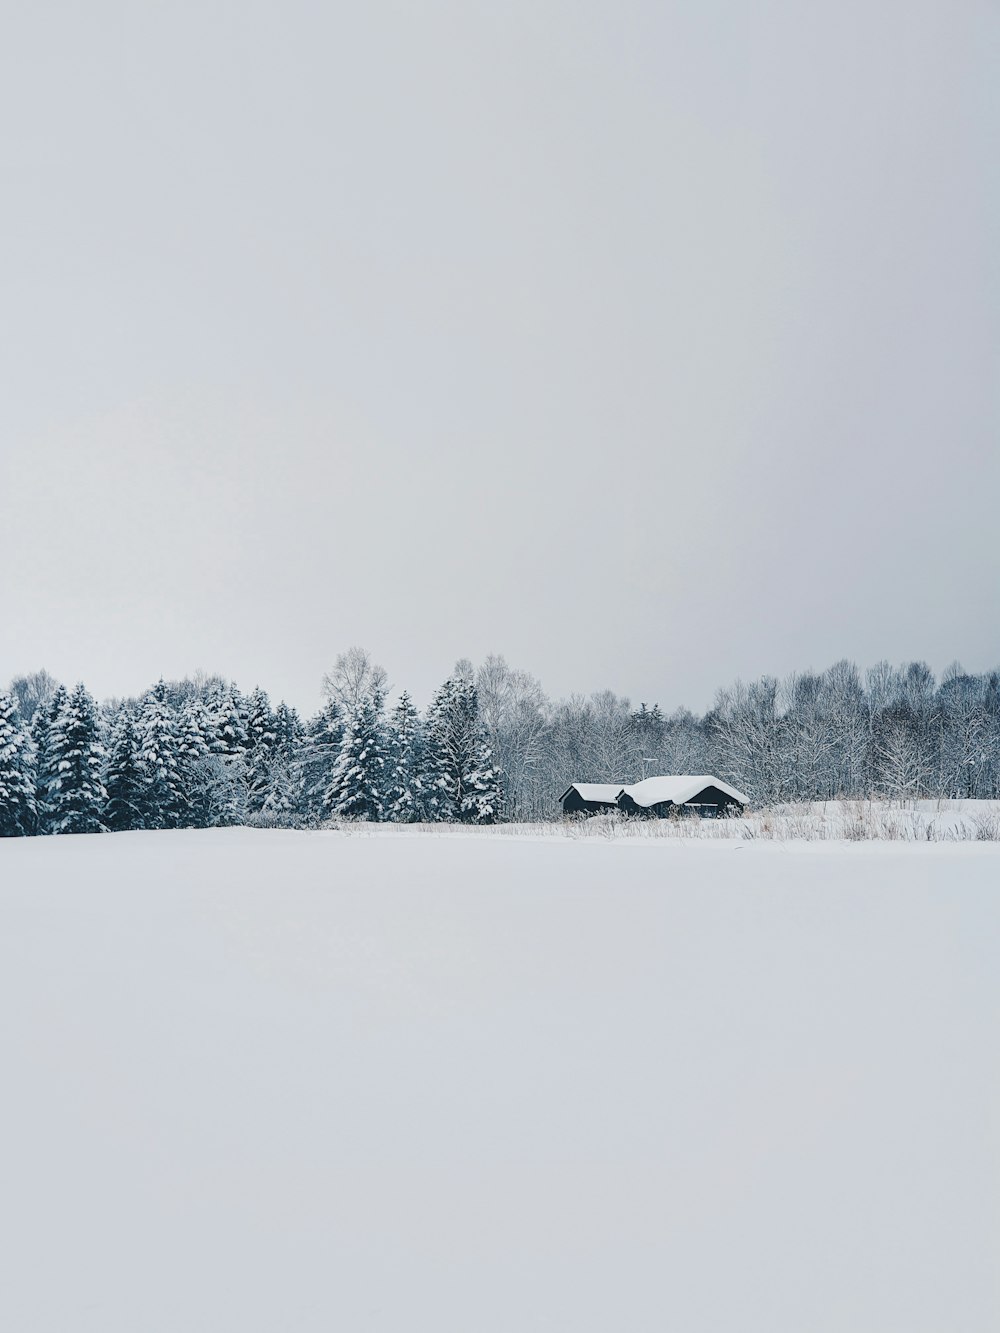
[272,701,304,766]
[178,698,214,768]
[424,672,501,823]
[261,702,305,820]
[324,690,386,821]
[211,684,249,756]
[245,687,277,812]
[177,698,215,826]
[47,683,107,834]
[138,681,186,829]
[33,685,67,833]
[384,691,427,822]
[299,703,344,821]
[246,687,276,755]
[198,684,250,823]
[103,709,146,832]
[0,691,36,837]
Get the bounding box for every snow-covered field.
[2,829,999,1331]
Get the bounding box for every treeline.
[0,651,499,836]
[1,652,999,837]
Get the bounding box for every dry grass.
[320,800,1000,842]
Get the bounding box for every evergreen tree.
[260,702,306,820]
[384,691,427,822]
[272,701,304,765]
[177,698,216,826]
[196,684,250,821]
[245,687,277,812]
[46,683,107,834]
[299,703,344,821]
[103,709,146,832]
[33,685,67,833]
[246,687,276,754]
[324,689,386,821]
[211,683,249,756]
[0,691,36,836]
[424,672,501,823]
[178,698,214,768]
[138,680,186,829]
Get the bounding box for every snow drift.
[1,828,998,1331]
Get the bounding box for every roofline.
[560,777,749,808]
[558,784,625,803]
[620,775,750,808]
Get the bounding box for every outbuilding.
[559,782,626,815]
[616,775,748,819]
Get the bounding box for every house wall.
[561,789,619,816]
[616,794,660,817]
[690,785,745,815]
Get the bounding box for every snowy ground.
[1,829,999,1331]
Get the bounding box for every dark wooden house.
[559,783,625,815]
[616,775,748,818]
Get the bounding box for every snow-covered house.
[558,783,627,815]
[617,775,748,818]
[560,775,748,818]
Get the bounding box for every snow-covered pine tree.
[246,687,276,754]
[453,673,503,824]
[46,683,107,834]
[211,683,249,756]
[0,690,36,836]
[178,697,214,766]
[138,680,186,829]
[423,670,501,823]
[260,702,306,822]
[197,683,250,822]
[245,687,277,812]
[383,690,427,822]
[423,678,460,822]
[324,689,386,821]
[272,701,304,766]
[103,708,146,832]
[33,685,67,833]
[176,698,216,826]
[298,703,344,822]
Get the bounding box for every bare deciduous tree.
[8,669,61,726]
[322,647,388,714]
[477,654,551,820]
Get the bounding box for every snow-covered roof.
[560,783,625,804]
[621,775,749,808]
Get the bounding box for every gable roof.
[559,782,625,804]
[621,775,749,808]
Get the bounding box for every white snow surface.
[623,773,751,807]
[2,827,999,1332]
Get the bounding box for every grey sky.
[2,0,997,715]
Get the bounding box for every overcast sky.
[1,0,997,715]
